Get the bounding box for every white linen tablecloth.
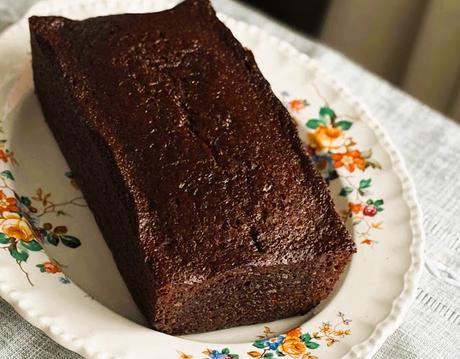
[0,0,459,358]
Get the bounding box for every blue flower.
[280,90,290,97]
[263,335,284,350]
[208,351,228,359]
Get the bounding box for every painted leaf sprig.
[180,312,351,359]
[0,167,85,285]
[42,223,81,248]
[283,94,385,246]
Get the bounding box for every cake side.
[29,0,355,334]
[29,21,159,317]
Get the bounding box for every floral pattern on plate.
[0,140,85,286]
[0,2,423,357]
[284,94,384,246]
[179,313,351,359]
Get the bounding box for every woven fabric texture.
[1,0,459,358]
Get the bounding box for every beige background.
[321,0,460,122]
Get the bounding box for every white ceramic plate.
[0,0,424,358]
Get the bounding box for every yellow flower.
[0,211,34,242]
[247,351,262,358]
[371,222,383,229]
[325,337,338,346]
[308,126,343,151]
[176,351,193,359]
[279,336,307,357]
[319,322,332,334]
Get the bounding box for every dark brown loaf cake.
[29,0,355,334]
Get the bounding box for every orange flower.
[279,336,306,357]
[308,126,342,151]
[43,261,61,274]
[0,212,34,242]
[332,150,365,172]
[0,191,18,212]
[285,327,302,338]
[348,202,362,214]
[0,150,7,162]
[289,99,306,111]
[361,239,374,245]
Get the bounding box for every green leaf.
[374,199,384,206]
[336,120,353,130]
[229,355,239,359]
[0,170,14,180]
[0,233,10,244]
[36,264,45,273]
[306,119,326,129]
[46,232,59,246]
[319,106,336,121]
[377,207,384,212]
[359,178,372,190]
[221,348,230,355]
[306,341,320,349]
[300,333,312,343]
[1,170,14,181]
[263,353,274,358]
[276,349,286,357]
[9,247,28,262]
[328,170,339,181]
[366,199,374,205]
[19,196,32,206]
[253,340,266,349]
[339,187,353,197]
[21,240,42,251]
[61,235,81,248]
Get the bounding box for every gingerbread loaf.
[29,0,355,334]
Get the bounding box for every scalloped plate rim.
[0,0,424,358]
